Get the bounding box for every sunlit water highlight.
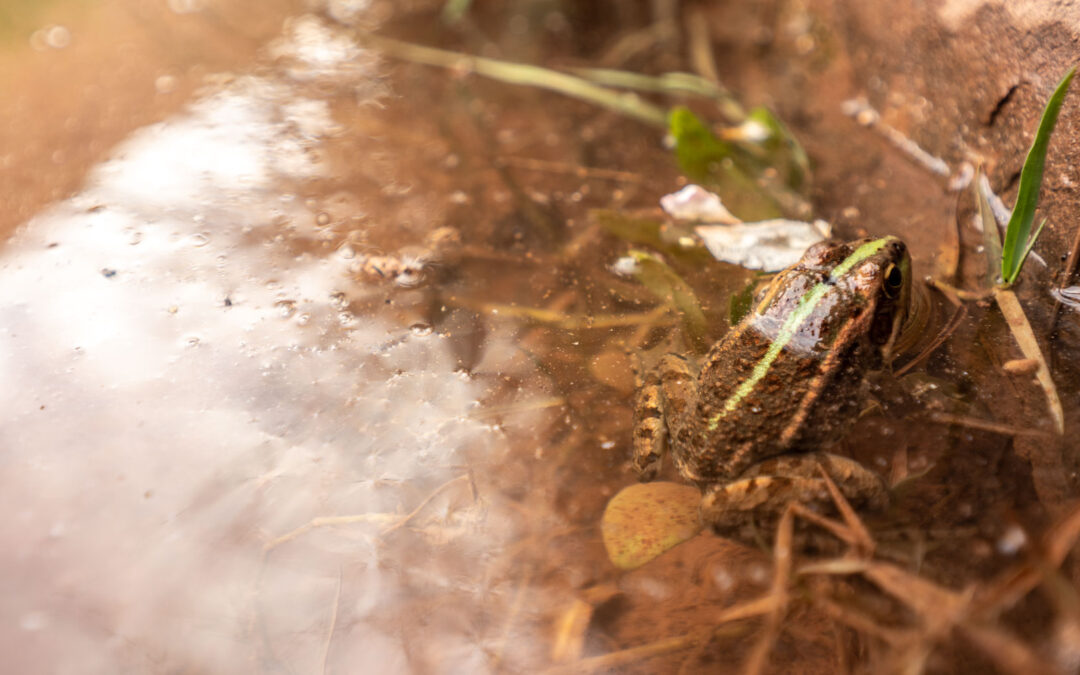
[0,17,532,673]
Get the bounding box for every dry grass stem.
[264,474,472,551]
[928,412,1054,438]
[742,506,796,675]
[816,464,875,554]
[993,287,1064,434]
[321,568,343,675]
[543,631,707,674]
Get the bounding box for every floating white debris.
[659,184,739,224]
[1051,285,1080,310]
[610,256,639,277]
[727,118,770,143]
[695,219,831,272]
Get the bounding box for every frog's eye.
[883,263,904,296]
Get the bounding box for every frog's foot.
[632,354,697,481]
[632,372,667,481]
[699,452,888,541]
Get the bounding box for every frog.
[632,236,916,541]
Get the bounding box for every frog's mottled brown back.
[631,237,908,536]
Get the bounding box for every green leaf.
[1001,67,1075,285]
[669,105,734,181]
[667,106,783,221]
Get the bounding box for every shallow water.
[2,2,1076,673]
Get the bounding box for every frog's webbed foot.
[632,369,667,481]
[699,452,888,541]
[632,354,699,481]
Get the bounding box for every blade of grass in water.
[628,250,708,350]
[568,68,746,123]
[355,31,668,127]
[1001,67,1075,285]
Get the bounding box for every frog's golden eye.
[883,263,904,296]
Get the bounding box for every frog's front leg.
[632,354,698,481]
[699,452,888,539]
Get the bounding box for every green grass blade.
[1001,67,1075,284]
[1019,217,1048,274]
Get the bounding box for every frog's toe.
[739,452,889,511]
[700,453,888,540]
[700,475,827,538]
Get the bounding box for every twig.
[993,287,1064,434]
[543,631,707,674]
[742,506,795,675]
[928,412,1054,439]
[496,156,644,183]
[842,98,951,178]
[263,474,471,551]
[321,568,343,675]
[380,474,472,536]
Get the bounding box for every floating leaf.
[1001,67,1075,285]
[601,482,702,570]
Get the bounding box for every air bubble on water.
[409,323,433,336]
[315,212,331,226]
[276,300,297,318]
[189,233,210,247]
[296,313,311,326]
[182,335,202,348]
[338,312,357,328]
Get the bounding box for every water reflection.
[0,15,537,673]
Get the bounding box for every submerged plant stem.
[356,31,668,127]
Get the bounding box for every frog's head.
[827,236,914,364]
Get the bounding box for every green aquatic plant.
[1000,67,1075,285]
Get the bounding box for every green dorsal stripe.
[707,237,894,431]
